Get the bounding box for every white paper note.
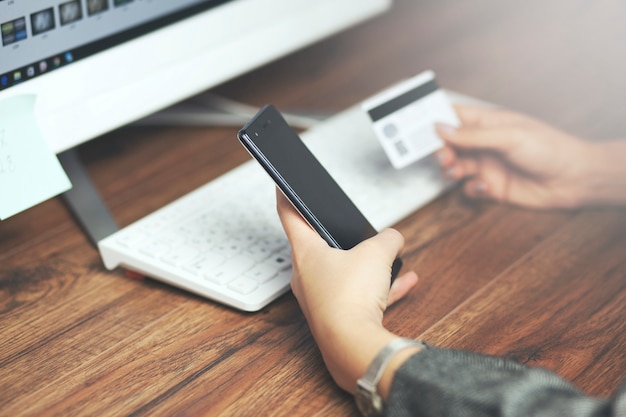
[0,95,71,220]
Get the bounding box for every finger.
[387,270,418,306]
[276,189,297,217]
[463,178,492,200]
[275,190,322,249]
[276,189,300,228]
[365,228,405,259]
[453,105,518,127]
[435,145,456,169]
[362,229,408,285]
[442,154,484,180]
[461,156,512,202]
[438,123,522,156]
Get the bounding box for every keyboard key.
[139,239,171,257]
[204,255,255,285]
[228,277,258,295]
[213,242,245,258]
[183,252,227,275]
[240,245,273,262]
[205,269,236,286]
[258,236,288,253]
[267,252,292,271]
[244,262,279,284]
[161,244,201,266]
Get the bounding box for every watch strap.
[356,337,425,416]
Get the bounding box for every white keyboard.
[98,103,454,311]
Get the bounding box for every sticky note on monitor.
[0,95,71,220]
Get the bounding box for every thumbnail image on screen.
[59,1,83,26]
[31,8,56,36]
[86,0,109,16]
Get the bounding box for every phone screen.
[238,105,377,250]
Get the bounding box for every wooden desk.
[2,1,625,415]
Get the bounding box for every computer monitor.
[1,0,391,239]
[1,0,391,154]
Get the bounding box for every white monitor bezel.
[1,0,391,153]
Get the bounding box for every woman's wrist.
[310,315,397,393]
[311,315,423,401]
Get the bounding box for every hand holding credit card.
[362,70,460,169]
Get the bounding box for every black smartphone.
[237,105,402,276]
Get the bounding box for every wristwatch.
[355,338,425,417]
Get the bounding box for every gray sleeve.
[385,345,625,417]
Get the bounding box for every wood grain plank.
[419,209,626,395]
[384,195,575,336]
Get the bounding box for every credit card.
[362,70,460,169]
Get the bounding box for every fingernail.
[445,166,458,179]
[435,123,457,137]
[436,149,448,165]
[471,180,488,195]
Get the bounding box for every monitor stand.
[58,148,119,247]
[131,92,326,130]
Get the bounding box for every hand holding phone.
[237,105,402,276]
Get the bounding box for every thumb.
[387,270,418,306]
[365,228,405,261]
[436,123,518,156]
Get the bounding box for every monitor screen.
[0,0,390,153]
[1,1,230,90]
